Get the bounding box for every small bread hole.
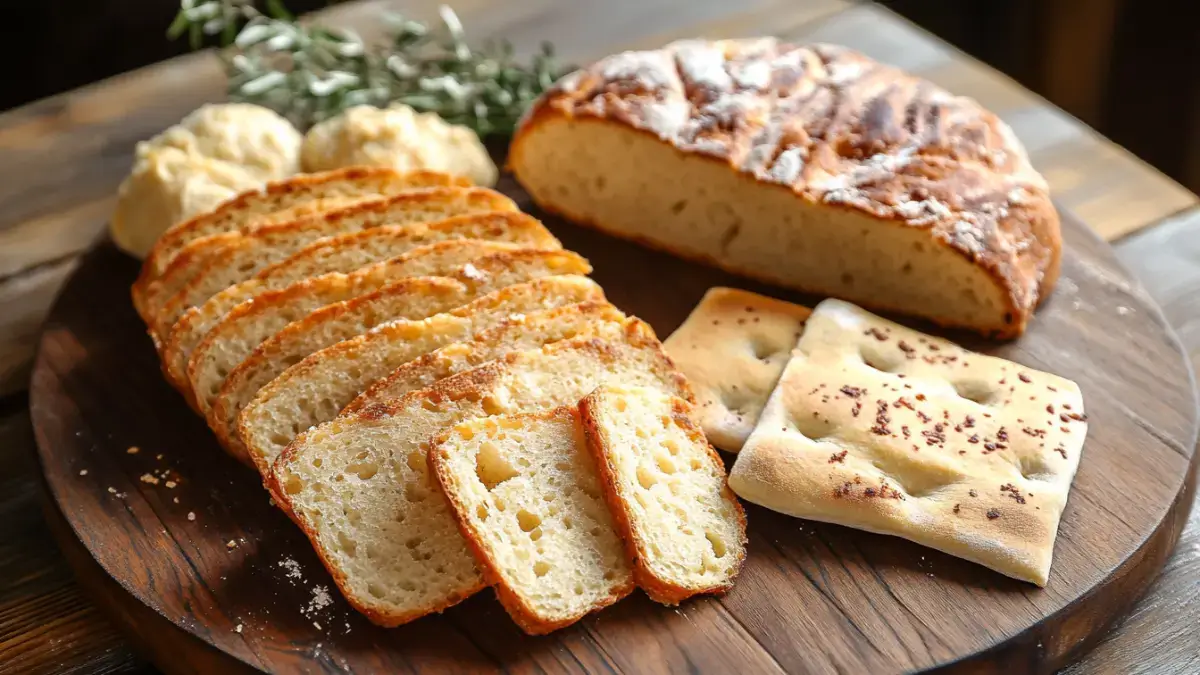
[406,451,424,472]
[705,531,727,557]
[637,465,657,489]
[347,460,378,480]
[311,458,323,468]
[476,442,519,489]
[337,531,357,557]
[282,473,304,495]
[661,439,680,455]
[517,509,542,532]
[475,504,488,521]
[530,527,543,541]
[481,396,504,415]
[655,454,677,474]
[750,338,783,361]
[534,561,551,577]
[404,481,427,502]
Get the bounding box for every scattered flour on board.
[279,558,304,581]
[305,586,333,616]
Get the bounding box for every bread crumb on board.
[139,473,160,485]
[235,624,243,633]
[187,511,196,521]
[126,446,140,455]
[79,469,88,476]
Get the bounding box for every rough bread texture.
[235,275,605,471]
[164,212,559,390]
[728,299,1087,585]
[211,252,591,464]
[268,332,691,626]
[510,39,1062,337]
[147,186,517,337]
[345,301,628,414]
[430,407,634,634]
[580,384,747,604]
[663,287,810,452]
[186,240,524,418]
[135,167,466,313]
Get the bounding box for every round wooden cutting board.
[30,172,1200,674]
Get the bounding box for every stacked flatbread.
[665,291,1087,586]
[131,165,745,633]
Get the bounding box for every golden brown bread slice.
[163,212,558,393]
[510,40,1061,337]
[236,275,605,472]
[579,384,747,604]
[343,301,628,414]
[268,329,690,627]
[134,167,467,315]
[145,186,518,336]
[663,287,810,452]
[186,240,523,416]
[430,407,634,634]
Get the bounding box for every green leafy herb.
[169,0,571,135]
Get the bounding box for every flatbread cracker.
[728,299,1086,585]
[663,288,809,452]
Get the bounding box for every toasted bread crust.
[145,186,519,339]
[427,407,635,635]
[578,390,747,605]
[161,212,560,392]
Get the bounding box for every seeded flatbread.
[728,299,1087,586]
[663,287,809,452]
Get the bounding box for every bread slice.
[233,274,605,470]
[163,212,558,391]
[145,186,518,336]
[186,240,522,416]
[135,167,467,314]
[268,330,690,626]
[662,287,810,452]
[510,40,1061,337]
[344,301,628,414]
[430,407,634,634]
[579,384,747,604]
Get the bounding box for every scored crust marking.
[518,38,1061,323]
[729,299,1087,585]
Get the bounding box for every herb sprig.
[169,0,571,135]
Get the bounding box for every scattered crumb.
[173,497,180,504]
[305,586,333,614]
[268,498,276,507]
[139,473,160,485]
[165,480,177,489]
[313,621,322,630]
[156,454,164,460]
[126,446,140,455]
[107,486,116,494]
[227,540,237,550]
[79,469,88,476]
[235,624,243,633]
[279,558,303,581]
[187,512,196,521]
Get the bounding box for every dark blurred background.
[3,0,1198,193]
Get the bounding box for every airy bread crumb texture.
[581,384,747,605]
[270,332,690,626]
[431,407,633,634]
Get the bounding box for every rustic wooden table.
[1,1,1196,673]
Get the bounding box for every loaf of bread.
[145,186,517,337]
[134,167,467,315]
[663,287,809,452]
[235,275,605,472]
[580,385,746,604]
[164,212,559,392]
[510,40,1061,337]
[728,299,1087,585]
[430,407,634,634]
[268,331,690,626]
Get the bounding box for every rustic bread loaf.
[430,407,634,634]
[268,331,690,626]
[728,299,1087,585]
[134,167,466,314]
[580,384,747,604]
[186,240,521,418]
[235,275,605,471]
[510,40,1061,337]
[344,301,628,414]
[164,211,558,393]
[210,251,590,464]
[146,186,517,337]
[663,287,810,452]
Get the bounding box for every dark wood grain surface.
[3,1,1200,673]
[27,170,1200,674]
